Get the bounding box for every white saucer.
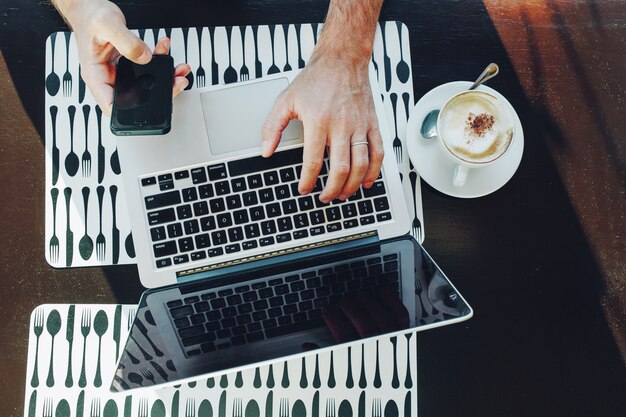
[406,81,524,198]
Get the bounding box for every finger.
[298,124,327,195]
[85,65,116,117]
[261,94,295,157]
[153,37,170,55]
[172,76,189,97]
[338,135,369,200]
[319,134,351,203]
[362,123,384,188]
[174,63,192,78]
[100,23,152,64]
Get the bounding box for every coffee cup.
[436,90,515,187]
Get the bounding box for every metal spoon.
[420,63,499,140]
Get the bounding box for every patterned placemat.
[24,304,417,417]
[44,22,424,267]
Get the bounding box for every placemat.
[24,304,417,417]
[44,22,424,267]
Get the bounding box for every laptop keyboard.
[141,147,393,269]
[166,253,400,357]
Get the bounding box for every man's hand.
[52,0,190,116]
[262,56,384,203]
[261,0,384,204]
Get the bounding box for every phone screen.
[111,55,173,135]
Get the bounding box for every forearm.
[313,0,383,65]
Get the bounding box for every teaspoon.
[420,63,499,140]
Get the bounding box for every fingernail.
[338,194,347,201]
[139,49,152,62]
[364,182,373,189]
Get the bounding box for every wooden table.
[1,1,625,416]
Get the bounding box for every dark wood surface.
[1,1,625,416]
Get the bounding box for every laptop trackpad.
[199,77,302,155]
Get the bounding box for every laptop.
[110,67,472,391]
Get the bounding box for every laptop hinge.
[176,231,378,279]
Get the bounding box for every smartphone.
[110,55,174,136]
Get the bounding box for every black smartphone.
[111,55,174,136]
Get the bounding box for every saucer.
[406,81,524,198]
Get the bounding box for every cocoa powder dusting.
[466,112,495,137]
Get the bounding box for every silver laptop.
[110,68,472,391]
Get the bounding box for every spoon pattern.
[79,187,93,260]
[93,309,109,387]
[45,33,60,96]
[45,309,61,387]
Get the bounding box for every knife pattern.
[25,304,417,417]
[44,22,421,268]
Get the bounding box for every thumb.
[261,94,295,157]
[101,23,152,64]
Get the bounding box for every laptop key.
[154,241,177,257]
[264,171,279,185]
[177,204,193,220]
[145,190,181,210]
[226,194,242,210]
[279,167,296,182]
[191,168,208,184]
[217,213,233,228]
[209,197,226,213]
[198,184,214,199]
[231,177,247,192]
[225,244,241,253]
[246,331,265,343]
[259,237,275,246]
[150,226,166,242]
[358,200,374,215]
[174,254,190,264]
[277,217,293,232]
[343,219,359,229]
[376,212,392,222]
[250,206,265,221]
[282,200,298,214]
[326,222,342,233]
[309,210,325,225]
[294,230,308,239]
[233,209,249,225]
[259,188,274,203]
[310,226,324,236]
[267,203,282,218]
[178,237,194,253]
[215,180,231,196]
[242,191,259,206]
[193,201,209,216]
[141,177,156,187]
[261,220,277,235]
[167,300,183,308]
[148,208,176,225]
[167,223,183,238]
[275,185,290,200]
[207,163,228,181]
[174,317,190,328]
[200,216,216,231]
[229,147,303,176]
[191,251,207,261]
[242,240,258,250]
[360,215,375,225]
[208,247,224,257]
[294,214,309,229]
[298,196,314,211]
[211,230,227,245]
[248,174,263,189]
[276,233,291,243]
[244,224,261,238]
[183,219,200,235]
[341,203,358,218]
[363,181,386,197]
[264,319,324,339]
[171,305,194,318]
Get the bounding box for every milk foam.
[440,93,513,163]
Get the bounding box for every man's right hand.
[53,0,190,115]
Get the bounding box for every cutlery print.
[28,390,36,417]
[140,367,156,385]
[358,393,365,417]
[206,377,215,388]
[371,399,381,417]
[181,28,194,90]
[338,401,352,417]
[42,398,53,417]
[113,305,121,360]
[380,23,391,92]
[125,232,136,258]
[402,92,411,120]
[254,367,262,388]
[93,309,108,387]
[282,24,292,72]
[78,308,91,388]
[77,390,84,417]
[395,22,410,84]
[198,399,213,417]
[208,26,218,86]
[128,372,143,387]
[123,395,131,417]
[403,393,410,417]
[266,364,275,388]
[56,400,71,417]
[294,24,305,69]
[171,391,179,417]
[325,398,335,417]
[252,26,262,78]
[239,26,250,81]
[150,360,169,381]
[95,106,105,184]
[346,346,354,388]
[110,147,121,175]
[328,350,336,388]
[232,398,243,417]
[245,399,259,417]
[220,373,228,388]
[64,305,75,387]
[65,105,79,177]
[390,93,402,165]
[390,336,400,388]
[63,31,73,97]
[267,25,280,74]
[46,32,60,96]
[404,333,413,388]
[299,356,307,388]
[278,398,289,417]
[81,105,91,177]
[110,185,120,264]
[312,392,319,417]
[30,308,44,387]
[235,371,244,388]
[264,391,272,417]
[64,187,73,267]
[130,332,153,361]
[383,401,398,417]
[78,64,86,103]
[49,188,60,264]
[50,106,59,186]
[358,344,367,389]
[96,186,106,262]
[218,391,227,417]
[281,361,289,388]
[45,309,61,387]
[185,398,196,417]
[79,187,93,260]
[103,399,118,417]
[312,354,321,388]
[135,317,163,357]
[312,23,320,45]
[224,26,238,84]
[409,171,422,244]
[373,340,381,388]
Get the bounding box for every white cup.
[436,90,516,187]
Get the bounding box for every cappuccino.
[439,91,514,164]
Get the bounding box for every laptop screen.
[111,236,471,391]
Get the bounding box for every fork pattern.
[26,304,417,417]
[45,22,422,268]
